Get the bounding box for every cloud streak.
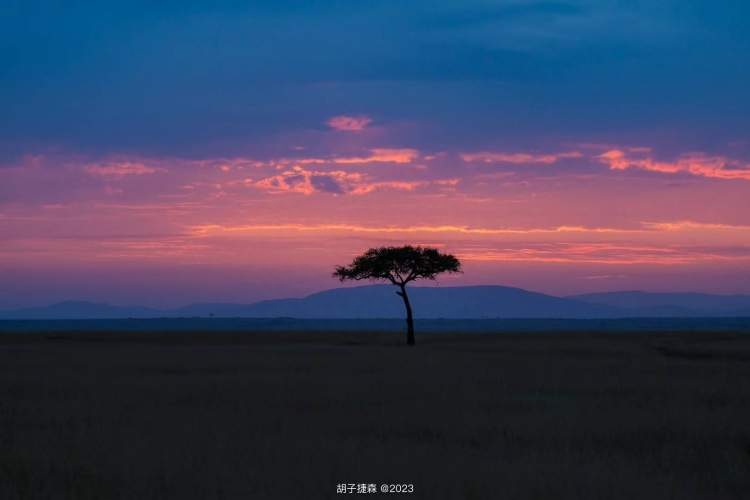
[457,243,750,266]
[84,162,166,177]
[461,151,583,164]
[187,220,750,238]
[598,149,750,181]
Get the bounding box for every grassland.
[1,330,749,499]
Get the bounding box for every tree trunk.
[396,284,415,346]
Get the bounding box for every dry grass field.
[1,330,749,499]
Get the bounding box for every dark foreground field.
[1,330,749,499]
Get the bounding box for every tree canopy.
[333,246,461,286]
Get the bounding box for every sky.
[1,1,750,307]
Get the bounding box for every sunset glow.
[2,2,749,307]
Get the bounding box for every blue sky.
[3,1,748,159]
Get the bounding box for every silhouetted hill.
[2,286,750,320]
[571,291,750,317]
[228,285,617,319]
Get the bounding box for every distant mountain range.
[1,285,749,320]
[569,291,750,317]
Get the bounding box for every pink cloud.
[250,164,452,196]
[348,180,425,195]
[433,178,461,187]
[461,151,583,164]
[84,162,165,177]
[598,149,750,181]
[577,143,653,154]
[252,166,367,195]
[326,115,373,132]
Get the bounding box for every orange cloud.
[461,151,582,164]
[642,221,750,232]
[188,222,644,237]
[326,115,373,132]
[457,243,749,265]
[186,221,750,256]
[332,148,419,165]
[246,149,419,168]
[598,149,750,180]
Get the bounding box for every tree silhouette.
[333,246,461,345]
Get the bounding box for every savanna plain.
[1,330,749,499]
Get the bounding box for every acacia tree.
[333,246,461,345]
